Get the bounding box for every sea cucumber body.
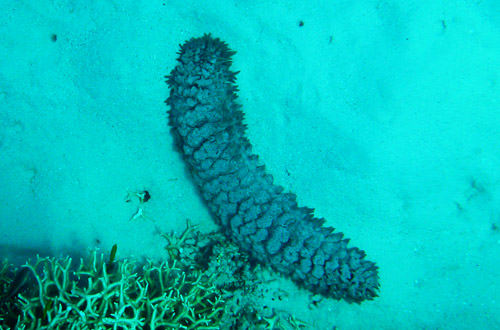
[166,34,379,302]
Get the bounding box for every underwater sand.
[0,0,499,329]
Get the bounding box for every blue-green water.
[0,1,498,329]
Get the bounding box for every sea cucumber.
[166,34,379,302]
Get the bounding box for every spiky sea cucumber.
[166,34,379,302]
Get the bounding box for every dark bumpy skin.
[166,34,379,302]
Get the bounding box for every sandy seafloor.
[0,0,499,329]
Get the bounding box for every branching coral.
[162,224,308,330]
[0,249,224,330]
[1,221,308,330]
